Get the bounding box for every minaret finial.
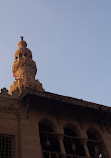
[20,36,24,41]
[9,38,44,95]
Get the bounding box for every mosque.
[0,37,111,158]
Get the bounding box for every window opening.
[87,129,103,158]
[0,134,15,158]
[63,124,86,157]
[24,52,27,57]
[19,53,22,57]
[38,120,60,158]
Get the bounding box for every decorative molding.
[0,104,19,116]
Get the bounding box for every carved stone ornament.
[0,88,9,96]
[9,37,44,95]
[0,104,19,117]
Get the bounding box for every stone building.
[0,37,111,158]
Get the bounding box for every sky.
[0,0,111,106]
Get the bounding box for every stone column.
[58,134,66,154]
[81,138,90,157]
[94,146,100,158]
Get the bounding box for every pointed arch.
[38,118,60,155]
[63,123,85,157]
[38,118,56,133]
[87,127,102,141]
[87,127,105,158]
[63,123,81,137]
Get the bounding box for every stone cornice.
[19,87,111,113]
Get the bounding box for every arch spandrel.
[38,118,57,133]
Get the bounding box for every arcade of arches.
[38,119,107,158]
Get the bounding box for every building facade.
[0,38,111,158]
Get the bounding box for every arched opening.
[38,119,60,158]
[87,128,103,158]
[19,53,22,57]
[24,52,27,57]
[63,123,86,157]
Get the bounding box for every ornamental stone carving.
[9,37,44,95]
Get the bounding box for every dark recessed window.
[0,134,15,158]
[24,53,27,56]
[38,120,60,153]
[87,129,103,157]
[19,53,22,57]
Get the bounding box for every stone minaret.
[9,37,44,95]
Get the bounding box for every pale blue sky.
[0,0,111,106]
